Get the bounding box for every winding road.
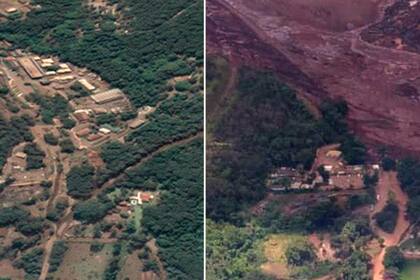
[38,131,203,280]
[370,171,410,280]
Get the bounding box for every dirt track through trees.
[370,171,410,280]
[38,132,202,280]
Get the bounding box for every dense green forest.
[114,139,203,280]
[0,0,203,107]
[100,93,203,180]
[66,163,95,199]
[206,220,269,280]
[24,143,45,170]
[397,158,420,223]
[0,114,34,171]
[207,66,366,222]
[0,1,203,278]
[206,62,371,279]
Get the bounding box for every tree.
[374,201,399,233]
[407,195,420,223]
[24,143,45,169]
[74,199,111,223]
[340,251,370,280]
[59,138,75,153]
[67,164,95,198]
[18,248,44,278]
[0,207,29,227]
[175,80,192,92]
[384,246,405,270]
[285,242,315,266]
[44,133,58,145]
[0,87,9,95]
[49,241,68,272]
[382,156,396,171]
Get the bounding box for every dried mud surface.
[207,0,420,157]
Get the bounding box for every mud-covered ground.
[207,0,420,158]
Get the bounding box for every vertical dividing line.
[203,0,207,278]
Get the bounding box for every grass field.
[130,205,143,231]
[261,233,308,279]
[401,260,420,280]
[50,242,113,280]
[263,233,308,263]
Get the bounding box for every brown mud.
[207,0,420,157]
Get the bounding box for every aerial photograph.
[207,0,420,280]
[0,0,203,280]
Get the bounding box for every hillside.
[207,0,420,158]
[0,1,203,279]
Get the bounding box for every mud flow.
[241,0,381,32]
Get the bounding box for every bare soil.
[370,171,410,280]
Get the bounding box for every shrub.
[44,133,58,145]
[384,246,405,270]
[374,201,399,233]
[285,242,315,266]
[382,157,396,171]
[175,80,192,92]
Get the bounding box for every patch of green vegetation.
[0,206,29,227]
[44,133,58,145]
[47,200,68,222]
[67,163,95,199]
[0,115,34,170]
[207,67,366,222]
[51,242,113,279]
[0,0,202,107]
[206,220,266,280]
[0,207,44,236]
[258,199,344,233]
[384,246,405,270]
[400,260,420,280]
[115,139,203,279]
[49,241,69,272]
[374,200,399,233]
[27,93,71,125]
[59,138,75,153]
[5,100,19,113]
[74,198,113,224]
[15,247,44,279]
[100,94,203,181]
[24,143,45,170]
[397,158,420,224]
[175,80,192,92]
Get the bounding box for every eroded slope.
[207,0,420,157]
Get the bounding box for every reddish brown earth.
[370,171,410,280]
[207,0,420,157]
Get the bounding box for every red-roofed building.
[129,191,154,205]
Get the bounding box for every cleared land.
[49,242,113,280]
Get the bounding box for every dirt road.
[93,131,203,197]
[371,171,410,280]
[38,131,202,280]
[38,233,56,280]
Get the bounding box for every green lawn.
[50,242,113,280]
[130,205,143,231]
[401,260,420,280]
